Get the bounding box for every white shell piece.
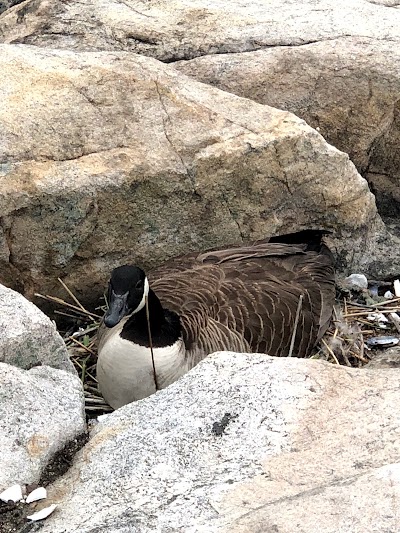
[27,504,57,521]
[367,336,399,347]
[0,484,23,503]
[384,291,394,299]
[394,279,400,297]
[367,313,388,323]
[26,487,47,503]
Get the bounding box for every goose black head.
[104,265,149,328]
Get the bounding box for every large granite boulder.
[0,44,390,305]
[0,0,399,59]
[2,0,399,221]
[0,284,85,493]
[0,362,85,490]
[176,37,400,219]
[32,352,400,533]
[0,284,74,372]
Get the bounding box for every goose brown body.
[148,240,335,365]
[97,232,335,408]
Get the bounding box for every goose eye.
[135,280,143,289]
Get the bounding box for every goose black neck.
[120,288,181,347]
[130,289,165,330]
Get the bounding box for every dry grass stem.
[288,294,304,357]
[321,338,340,364]
[35,293,102,319]
[58,277,88,313]
[68,336,96,356]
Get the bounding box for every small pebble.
[344,274,368,290]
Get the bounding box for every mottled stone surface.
[0,0,399,59]
[0,363,85,489]
[0,0,23,16]
[0,284,74,373]
[176,37,400,219]
[0,44,389,305]
[32,352,400,533]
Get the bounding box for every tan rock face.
[175,37,400,218]
[0,44,390,304]
[1,0,400,219]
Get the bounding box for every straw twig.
[288,294,303,358]
[321,338,340,365]
[58,277,87,312]
[68,336,97,356]
[35,293,102,319]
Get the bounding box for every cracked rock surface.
[0,362,85,489]
[176,36,400,219]
[36,352,400,533]
[1,44,389,303]
[2,0,399,222]
[0,284,74,372]
[1,0,399,60]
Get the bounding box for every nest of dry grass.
[36,280,400,419]
[36,282,112,419]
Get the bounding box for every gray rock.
[0,284,74,373]
[35,352,400,533]
[344,273,369,290]
[0,362,85,489]
[0,0,399,59]
[0,0,23,16]
[231,464,400,533]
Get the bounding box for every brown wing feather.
[149,241,335,365]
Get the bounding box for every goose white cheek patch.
[133,277,150,314]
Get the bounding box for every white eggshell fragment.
[367,313,388,323]
[0,484,23,503]
[27,504,57,521]
[26,486,47,503]
[384,291,394,299]
[394,279,400,297]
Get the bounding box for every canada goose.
[97,231,335,408]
